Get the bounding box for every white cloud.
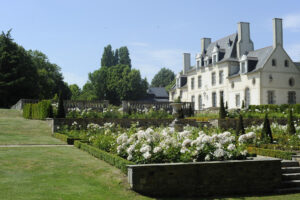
[283,13,300,31]
[62,71,87,88]
[286,43,300,61]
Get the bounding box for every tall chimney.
[201,38,211,54]
[237,22,254,58]
[183,53,191,75]
[273,18,283,48]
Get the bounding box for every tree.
[57,92,65,118]
[69,84,81,100]
[101,45,114,67]
[287,108,296,135]
[113,49,119,66]
[0,30,39,107]
[219,95,226,119]
[225,101,228,110]
[236,114,245,135]
[242,100,245,109]
[262,113,273,143]
[79,82,97,100]
[151,68,175,87]
[118,46,131,68]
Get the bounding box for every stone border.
[128,158,282,197]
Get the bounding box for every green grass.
[0,109,64,144]
[2,108,300,200]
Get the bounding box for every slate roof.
[147,87,169,98]
[202,33,238,60]
[246,46,273,72]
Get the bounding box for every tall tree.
[118,46,131,68]
[151,67,175,87]
[69,84,81,100]
[101,45,114,67]
[219,95,226,119]
[113,49,119,66]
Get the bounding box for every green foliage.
[69,84,82,100]
[219,95,226,119]
[262,113,273,143]
[287,108,296,135]
[248,104,300,114]
[53,133,79,145]
[101,45,114,67]
[74,141,135,174]
[151,67,175,87]
[23,100,53,120]
[57,93,65,118]
[165,79,175,92]
[247,147,295,160]
[242,100,245,109]
[118,46,131,68]
[225,101,228,110]
[236,114,245,135]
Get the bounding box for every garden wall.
[128,158,282,197]
[11,99,39,110]
[49,118,201,133]
[216,118,290,129]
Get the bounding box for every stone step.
[282,180,300,188]
[282,173,300,181]
[282,167,300,173]
[281,160,299,167]
[277,187,300,194]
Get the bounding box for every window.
[235,94,240,107]
[180,90,183,98]
[252,78,256,85]
[285,60,289,67]
[267,91,275,104]
[289,77,295,87]
[212,92,217,107]
[212,72,216,86]
[191,78,194,90]
[241,62,246,73]
[272,59,276,66]
[231,82,235,89]
[288,91,296,104]
[198,76,202,88]
[198,95,202,110]
[191,95,195,103]
[213,55,217,64]
[245,88,250,107]
[171,92,175,100]
[197,60,200,69]
[219,71,224,84]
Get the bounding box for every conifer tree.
[236,114,245,135]
[118,46,131,68]
[57,92,65,118]
[262,113,273,143]
[242,100,245,109]
[225,101,228,110]
[287,108,296,135]
[113,49,119,66]
[101,45,114,67]
[219,95,226,119]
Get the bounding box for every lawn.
[0,109,64,145]
[1,108,300,200]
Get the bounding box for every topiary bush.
[235,114,245,135]
[23,104,32,119]
[23,100,53,120]
[57,93,66,118]
[262,113,273,143]
[219,96,226,119]
[287,108,296,135]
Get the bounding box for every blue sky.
[1,0,300,88]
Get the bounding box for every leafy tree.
[118,46,131,68]
[79,82,98,100]
[69,84,81,100]
[0,30,39,107]
[236,114,245,135]
[57,92,65,118]
[262,113,273,143]
[101,45,114,67]
[113,49,119,66]
[219,95,226,119]
[165,79,175,91]
[151,67,175,87]
[287,108,296,135]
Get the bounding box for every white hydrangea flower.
[227,144,236,151]
[153,146,162,153]
[213,148,225,158]
[143,151,151,159]
[205,154,211,161]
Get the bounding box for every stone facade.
[128,158,282,197]
[170,18,300,110]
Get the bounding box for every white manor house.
[169,18,300,110]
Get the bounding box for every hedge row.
[247,146,296,160]
[248,104,300,114]
[53,133,80,145]
[255,144,300,152]
[74,141,135,174]
[23,100,53,120]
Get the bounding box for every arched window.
[245,88,250,108]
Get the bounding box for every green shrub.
[219,96,226,119]
[262,113,273,143]
[247,147,295,160]
[74,141,135,174]
[236,114,245,135]
[23,104,32,119]
[57,93,66,118]
[287,108,296,135]
[53,133,80,145]
[23,100,53,120]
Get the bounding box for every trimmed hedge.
[53,133,80,145]
[248,104,300,114]
[74,141,135,174]
[23,100,53,120]
[247,146,296,160]
[252,144,300,152]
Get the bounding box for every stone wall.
[50,118,201,133]
[10,99,39,110]
[217,118,289,129]
[128,158,282,197]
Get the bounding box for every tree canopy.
[0,30,71,107]
[151,67,175,87]
[100,45,131,68]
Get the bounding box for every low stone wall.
[50,118,200,133]
[10,99,39,110]
[217,118,289,129]
[128,158,282,197]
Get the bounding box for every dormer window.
[241,62,246,73]
[213,55,217,64]
[272,59,276,66]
